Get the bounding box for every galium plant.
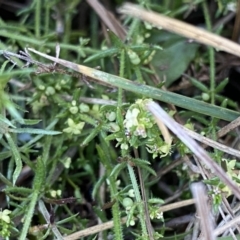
[1,0,240,239]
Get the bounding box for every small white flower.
[120,143,128,150]
[63,118,85,135]
[135,124,147,138]
[0,209,11,223]
[79,103,90,113]
[124,108,140,129]
[156,212,163,219]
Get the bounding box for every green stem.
[34,0,41,38]
[97,141,123,240]
[202,1,215,105]
[109,176,124,240]
[118,49,125,106]
[19,191,39,240]
[202,1,217,141]
[44,0,50,35]
[127,163,148,238]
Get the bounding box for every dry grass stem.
[159,199,195,212]
[217,116,240,138]
[146,101,240,200]
[119,3,240,58]
[191,182,215,240]
[63,218,126,240]
[62,199,196,240]
[215,215,240,237]
[86,0,126,40]
[181,125,240,158]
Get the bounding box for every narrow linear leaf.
[133,158,151,165]
[148,198,164,204]
[84,48,119,63]
[185,75,209,93]
[0,60,9,74]
[2,93,24,124]
[0,30,45,45]
[215,78,229,93]
[109,31,125,48]
[24,118,59,148]
[5,132,22,185]
[81,125,102,146]
[126,204,137,227]
[33,157,45,190]
[0,115,16,128]
[21,119,42,125]
[57,213,79,225]
[27,48,240,122]
[92,174,107,200]
[137,164,157,176]
[110,162,127,178]
[10,128,62,135]
[4,186,32,195]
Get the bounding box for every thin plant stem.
[118,49,125,106]
[19,191,39,240]
[202,1,215,105]
[34,0,41,38]
[97,141,124,240]
[202,1,217,143]
[44,0,50,35]
[127,163,148,238]
[134,149,154,240]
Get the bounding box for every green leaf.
[9,128,62,135]
[81,125,102,146]
[92,174,107,200]
[0,151,11,161]
[0,115,16,128]
[5,133,22,185]
[0,60,9,74]
[21,119,42,125]
[33,157,45,190]
[84,48,119,63]
[126,204,137,227]
[148,198,164,204]
[151,36,199,87]
[185,75,209,93]
[0,30,45,45]
[1,94,24,124]
[110,162,127,178]
[27,47,240,121]
[4,186,32,195]
[138,164,157,176]
[215,78,229,93]
[108,31,125,48]
[56,213,80,225]
[96,144,111,170]
[203,177,220,186]
[132,158,151,166]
